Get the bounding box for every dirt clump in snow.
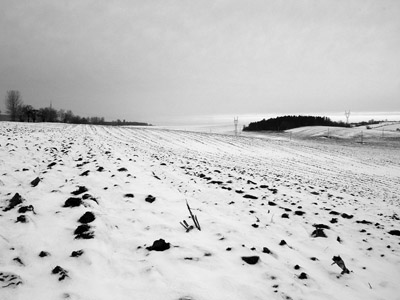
[147,239,170,251]
[3,193,23,211]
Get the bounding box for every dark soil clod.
[71,250,84,257]
[298,272,308,279]
[3,193,23,212]
[30,177,41,187]
[241,256,260,265]
[39,251,50,257]
[388,230,400,236]
[63,197,82,208]
[16,215,27,223]
[311,228,327,238]
[262,247,272,254]
[71,186,88,196]
[243,194,258,199]
[146,239,170,251]
[52,266,69,281]
[74,224,94,239]
[78,211,95,224]
[145,195,156,203]
[18,205,35,214]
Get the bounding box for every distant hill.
[243,115,349,131]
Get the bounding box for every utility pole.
[345,110,350,124]
[234,117,238,136]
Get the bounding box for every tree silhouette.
[5,90,23,121]
[243,115,349,131]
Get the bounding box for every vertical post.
[234,117,238,136]
[345,110,350,124]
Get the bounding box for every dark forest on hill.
[243,115,349,131]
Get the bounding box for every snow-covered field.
[1,122,399,300]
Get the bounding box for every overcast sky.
[1,0,399,123]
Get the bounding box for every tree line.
[3,90,150,126]
[243,115,349,131]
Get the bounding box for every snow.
[1,122,400,300]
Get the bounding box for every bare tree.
[64,110,74,123]
[21,105,34,122]
[5,90,23,121]
[38,107,58,122]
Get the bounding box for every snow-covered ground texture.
[1,122,399,300]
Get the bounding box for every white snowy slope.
[287,125,400,141]
[0,122,399,300]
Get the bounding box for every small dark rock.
[341,213,354,219]
[298,272,308,279]
[262,247,271,254]
[124,193,134,198]
[330,218,338,224]
[281,213,289,219]
[294,265,300,270]
[97,166,104,172]
[313,224,330,230]
[3,193,23,212]
[332,255,350,274]
[71,250,84,257]
[243,194,258,199]
[388,230,400,236]
[18,205,35,214]
[145,195,156,203]
[118,167,128,172]
[71,186,88,196]
[268,201,277,206]
[39,251,50,257]
[16,215,27,223]
[146,239,170,251]
[251,223,259,228]
[311,228,327,238]
[63,197,82,208]
[31,177,41,187]
[78,212,95,224]
[74,224,94,239]
[294,211,305,216]
[241,256,260,265]
[329,211,340,215]
[47,162,57,169]
[356,220,373,225]
[279,240,287,246]
[80,170,90,176]
[52,266,69,281]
